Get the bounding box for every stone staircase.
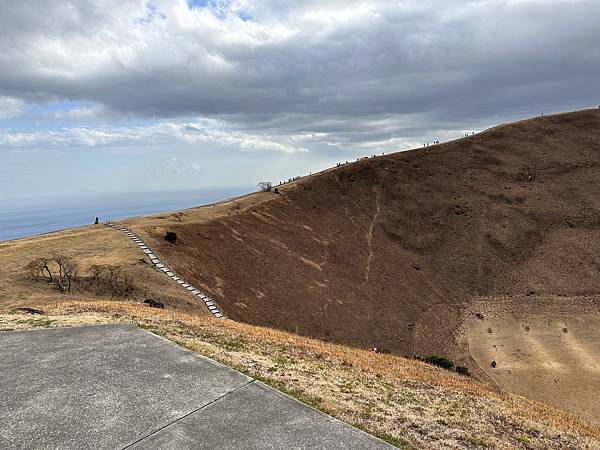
[106,222,226,319]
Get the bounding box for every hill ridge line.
[105,222,226,319]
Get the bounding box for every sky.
[1,0,599,202]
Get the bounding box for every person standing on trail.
[94,217,100,224]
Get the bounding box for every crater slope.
[131,109,600,419]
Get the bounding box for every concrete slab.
[0,325,392,450]
[0,324,250,450]
[129,381,391,450]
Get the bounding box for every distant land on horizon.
[0,187,252,242]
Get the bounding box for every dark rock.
[14,307,45,315]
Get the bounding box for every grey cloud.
[0,0,599,148]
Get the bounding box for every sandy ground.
[463,296,600,424]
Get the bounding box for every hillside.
[129,109,600,421]
[2,109,599,437]
[0,227,208,314]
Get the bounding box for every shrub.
[86,264,135,297]
[421,355,454,370]
[164,231,177,244]
[456,366,470,376]
[144,298,164,309]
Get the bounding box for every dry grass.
[2,300,598,450]
[0,226,208,314]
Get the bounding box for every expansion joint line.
[105,222,227,319]
[120,380,255,449]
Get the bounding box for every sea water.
[0,187,251,242]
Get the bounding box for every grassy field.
[0,225,208,314]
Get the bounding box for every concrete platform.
[0,324,392,450]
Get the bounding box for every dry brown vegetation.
[0,226,209,314]
[2,109,600,447]
[1,301,598,449]
[129,109,600,422]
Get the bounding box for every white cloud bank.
[0,120,309,153]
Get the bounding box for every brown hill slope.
[133,109,600,360]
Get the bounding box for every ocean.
[0,187,251,242]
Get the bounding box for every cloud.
[50,104,108,121]
[0,96,24,119]
[0,0,598,149]
[0,119,309,153]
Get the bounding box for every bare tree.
[25,257,53,283]
[52,255,78,292]
[258,181,273,192]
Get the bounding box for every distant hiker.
[491,360,497,368]
[94,217,99,225]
